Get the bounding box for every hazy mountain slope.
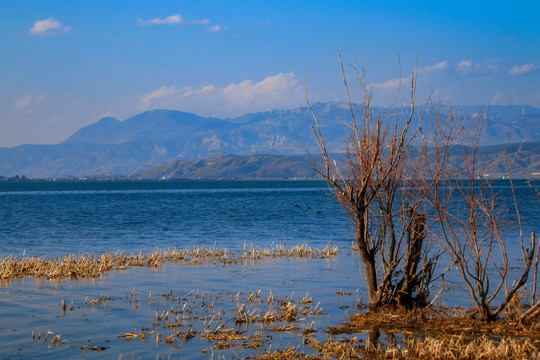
[131,142,540,180]
[1,103,539,178]
[0,142,179,178]
[474,141,540,178]
[61,110,210,145]
[131,153,327,180]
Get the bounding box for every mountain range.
[1,103,539,179]
[129,145,540,180]
[131,153,331,180]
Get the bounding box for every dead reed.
[255,346,316,360]
[330,307,540,339]
[401,335,539,360]
[32,331,67,345]
[0,243,338,280]
[108,287,326,357]
[255,335,540,359]
[241,242,338,262]
[29,283,540,359]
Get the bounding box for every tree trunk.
[398,214,426,308]
[357,242,379,310]
[479,304,497,322]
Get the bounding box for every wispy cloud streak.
[29,18,71,36]
[509,63,537,75]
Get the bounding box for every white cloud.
[140,86,176,104]
[180,84,216,98]
[370,60,448,91]
[13,95,32,110]
[138,14,183,26]
[456,59,500,76]
[188,19,211,26]
[29,18,71,36]
[223,73,298,104]
[457,60,473,72]
[138,13,214,29]
[13,94,45,110]
[491,92,506,105]
[370,77,404,91]
[509,63,537,75]
[208,25,228,33]
[88,111,116,125]
[423,61,448,72]
[138,73,303,116]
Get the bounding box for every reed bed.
[400,335,539,360]
[11,245,539,358]
[330,307,540,338]
[0,243,338,280]
[256,335,540,359]
[24,283,540,359]
[241,242,338,262]
[119,287,537,359]
[108,288,327,356]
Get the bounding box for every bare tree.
[306,53,438,310]
[307,53,539,320]
[421,109,539,321]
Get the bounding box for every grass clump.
[255,335,539,359]
[330,306,540,338]
[0,243,339,280]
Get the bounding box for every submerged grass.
[6,245,540,359]
[0,242,338,280]
[113,287,540,359]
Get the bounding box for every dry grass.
[401,335,539,360]
[27,284,540,359]
[316,307,540,359]
[32,331,67,345]
[330,307,540,338]
[241,242,338,262]
[310,336,364,359]
[110,288,326,356]
[254,335,540,359]
[16,246,540,359]
[255,346,318,360]
[111,292,540,359]
[234,292,323,326]
[0,243,338,280]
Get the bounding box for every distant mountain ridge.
[1,103,539,178]
[61,111,207,145]
[131,153,329,180]
[129,142,540,180]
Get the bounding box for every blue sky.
[1,1,539,147]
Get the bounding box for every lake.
[0,180,538,358]
[0,180,351,258]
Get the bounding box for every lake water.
[0,180,351,258]
[0,180,538,359]
[0,179,537,257]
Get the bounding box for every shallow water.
[0,253,365,359]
